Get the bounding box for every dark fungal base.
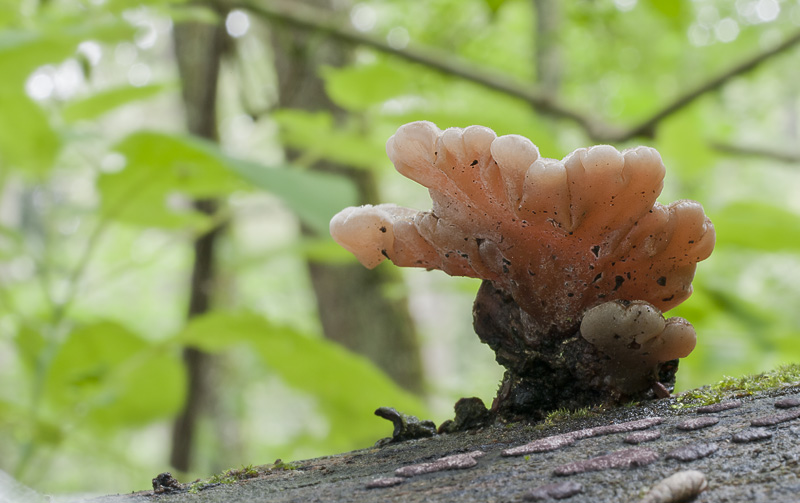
[473,280,679,420]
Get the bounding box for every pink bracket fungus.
[330,121,715,419]
[579,300,697,394]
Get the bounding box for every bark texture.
[97,381,800,503]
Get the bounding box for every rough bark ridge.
[473,281,677,419]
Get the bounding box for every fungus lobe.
[331,121,714,332]
[330,122,714,417]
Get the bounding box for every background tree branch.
[230,0,800,143]
[170,18,228,473]
[711,141,800,164]
[230,0,609,139]
[622,29,800,140]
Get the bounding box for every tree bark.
[169,19,227,473]
[268,0,424,393]
[97,377,800,503]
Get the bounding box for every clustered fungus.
[331,121,715,419]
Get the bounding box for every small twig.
[711,141,800,164]
[48,215,110,325]
[230,0,800,143]
[620,30,800,141]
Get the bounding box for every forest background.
[1,0,799,496]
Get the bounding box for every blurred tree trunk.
[170,19,227,472]
[269,0,424,393]
[533,0,562,95]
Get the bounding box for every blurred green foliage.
[0,0,799,496]
[179,311,422,452]
[0,0,413,493]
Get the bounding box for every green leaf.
[0,0,18,28]
[61,83,174,122]
[386,81,563,159]
[0,223,23,258]
[45,321,185,429]
[712,202,800,253]
[0,398,64,447]
[178,312,425,450]
[0,93,60,173]
[272,109,386,170]
[0,15,136,173]
[112,132,242,196]
[0,30,70,82]
[483,0,511,13]
[642,0,688,28]
[46,322,147,404]
[91,350,186,426]
[224,157,358,236]
[104,131,356,233]
[13,326,46,375]
[322,61,416,111]
[103,0,188,14]
[0,19,135,83]
[101,132,242,229]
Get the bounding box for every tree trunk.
[268,0,424,393]
[532,0,562,95]
[169,19,227,473]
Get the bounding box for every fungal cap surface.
[330,121,715,330]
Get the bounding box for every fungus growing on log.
[330,121,715,419]
[580,301,697,394]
